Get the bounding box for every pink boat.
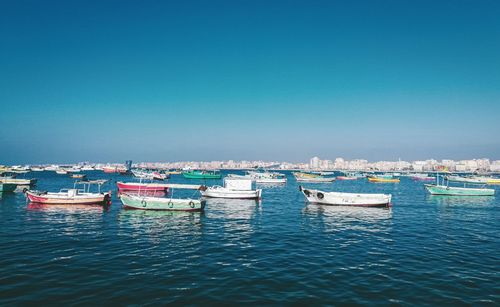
[117,181,169,192]
[25,180,111,206]
[336,176,358,181]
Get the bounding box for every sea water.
[0,171,498,304]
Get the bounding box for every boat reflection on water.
[118,210,203,240]
[302,204,392,232]
[203,198,261,220]
[27,202,110,212]
[427,195,496,207]
[255,182,286,189]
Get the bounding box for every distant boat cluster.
[1,165,498,211]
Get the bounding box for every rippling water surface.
[0,171,498,305]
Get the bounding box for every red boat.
[117,181,169,192]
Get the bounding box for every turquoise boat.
[424,184,495,196]
[0,183,17,192]
[182,170,221,179]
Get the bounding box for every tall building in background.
[310,157,320,169]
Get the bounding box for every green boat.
[182,170,222,179]
[120,194,205,211]
[0,183,17,192]
[424,184,495,196]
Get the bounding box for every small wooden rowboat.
[293,172,335,183]
[336,176,358,181]
[368,176,400,183]
[182,170,222,179]
[116,181,169,192]
[120,194,204,211]
[299,186,391,207]
[424,184,495,196]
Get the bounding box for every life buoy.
[168,201,174,208]
[317,192,324,199]
[189,201,195,208]
[141,200,147,207]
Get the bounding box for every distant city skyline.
[1,1,499,164]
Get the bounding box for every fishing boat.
[199,178,262,199]
[299,186,391,207]
[0,177,37,186]
[132,170,168,180]
[446,175,500,185]
[411,173,435,181]
[25,180,111,205]
[293,172,335,183]
[182,170,222,179]
[246,170,287,184]
[70,174,87,179]
[120,193,204,211]
[368,175,400,183]
[336,172,361,180]
[117,181,169,192]
[0,183,17,192]
[425,176,495,196]
[102,166,117,173]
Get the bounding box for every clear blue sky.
[1,0,499,164]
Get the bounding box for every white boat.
[293,172,335,182]
[31,167,44,172]
[234,170,287,184]
[0,177,37,186]
[55,169,68,175]
[200,178,262,199]
[132,170,167,180]
[299,186,391,207]
[81,166,95,171]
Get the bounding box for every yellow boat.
[368,176,400,183]
[487,179,500,185]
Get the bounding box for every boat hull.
[336,176,358,181]
[424,184,495,196]
[368,177,400,183]
[117,182,169,192]
[120,194,204,211]
[200,188,262,199]
[182,172,222,179]
[26,191,110,205]
[300,186,391,207]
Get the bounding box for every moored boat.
[368,176,400,183]
[424,184,495,196]
[182,170,222,179]
[299,186,391,207]
[200,178,262,199]
[246,170,287,184]
[25,180,111,205]
[120,193,204,211]
[424,175,495,196]
[293,172,335,183]
[0,177,37,186]
[117,181,169,192]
